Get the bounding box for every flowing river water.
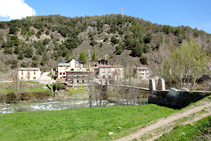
[0,99,148,114]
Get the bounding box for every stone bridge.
[148,78,211,108]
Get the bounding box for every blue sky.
[1,0,211,33]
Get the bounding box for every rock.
[182,133,185,135]
[117,127,122,130]
[181,87,189,91]
[108,132,113,135]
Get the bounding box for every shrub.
[111,36,119,44]
[144,34,152,44]
[140,56,147,65]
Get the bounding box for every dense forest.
[0,14,210,74]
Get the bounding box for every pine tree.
[79,51,87,63]
[92,51,97,61]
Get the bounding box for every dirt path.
[146,112,211,141]
[114,102,211,141]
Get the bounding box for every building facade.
[18,68,41,81]
[57,59,84,78]
[65,67,96,87]
[134,67,150,78]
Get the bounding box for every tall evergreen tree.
[79,51,87,63]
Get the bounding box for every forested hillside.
[0,14,210,74]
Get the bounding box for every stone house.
[95,59,124,80]
[134,67,150,78]
[65,67,96,87]
[18,68,41,81]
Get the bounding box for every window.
[60,72,62,75]
[77,80,79,83]
[82,80,84,83]
[86,69,89,71]
[27,77,29,80]
[63,72,65,75]
[33,77,36,80]
[21,77,23,80]
[21,71,23,75]
[28,72,30,76]
[34,71,36,75]
[71,69,74,71]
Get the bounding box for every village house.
[18,68,41,81]
[65,67,97,87]
[134,67,150,78]
[57,59,84,79]
[95,59,124,80]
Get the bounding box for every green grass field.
[156,116,211,141]
[0,104,178,141]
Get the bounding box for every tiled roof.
[98,65,124,68]
[18,68,40,71]
[134,67,149,70]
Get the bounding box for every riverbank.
[0,104,177,141]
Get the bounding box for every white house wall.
[18,70,41,80]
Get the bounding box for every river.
[0,99,148,114]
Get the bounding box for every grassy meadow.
[0,104,178,141]
[156,116,211,141]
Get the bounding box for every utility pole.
[121,7,124,18]
[31,9,34,24]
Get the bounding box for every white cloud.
[0,0,36,20]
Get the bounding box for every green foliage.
[42,38,50,45]
[24,47,33,58]
[103,37,109,42]
[4,48,13,54]
[90,40,97,46]
[21,61,29,67]
[144,34,152,44]
[160,40,209,88]
[92,51,97,61]
[11,60,18,68]
[140,56,147,65]
[18,50,24,60]
[31,60,38,67]
[9,27,19,34]
[65,53,70,61]
[193,28,199,37]
[143,44,150,53]
[55,82,62,90]
[131,42,143,57]
[116,45,123,55]
[79,51,87,63]
[45,30,49,35]
[0,104,177,141]
[111,36,119,44]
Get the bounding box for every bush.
[11,60,18,68]
[116,45,123,55]
[131,42,143,57]
[9,27,19,34]
[143,44,150,53]
[140,56,147,65]
[103,37,108,42]
[144,34,152,44]
[55,82,62,90]
[111,36,119,44]
[90,40,97,46]
[24,47,33,58]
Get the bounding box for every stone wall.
[148,78,211,108]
